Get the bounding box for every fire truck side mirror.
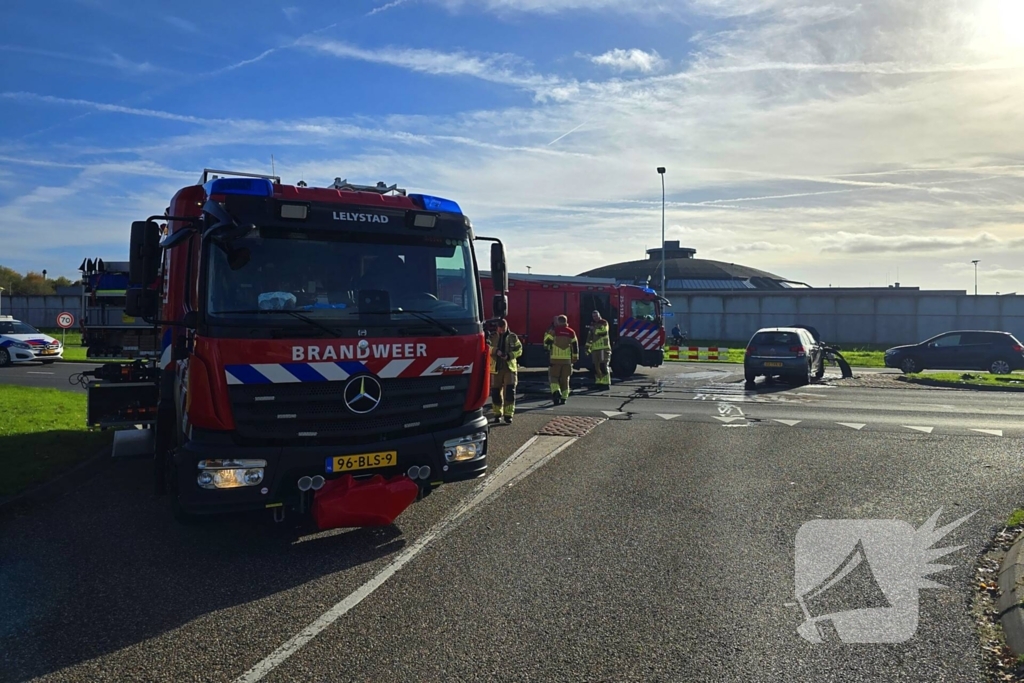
[125,288,157,319]
[129,220,160,286]
[492,294,508,319]
[489,242,507,294]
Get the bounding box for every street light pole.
[657,166,666,296]
[971,259,980,295]
[0,286,4,317]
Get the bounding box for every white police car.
[0,316,63,366]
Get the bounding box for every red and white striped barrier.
[665,346,730,361]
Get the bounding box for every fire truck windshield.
[205,229,480,326]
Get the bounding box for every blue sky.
[2,0,1024,292]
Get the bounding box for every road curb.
[897,376,1024,392]
[0,445,112,515]
[998,535,1024,654]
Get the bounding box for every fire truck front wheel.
[611,348,638,378]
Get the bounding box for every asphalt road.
[0,362,98,392]
[2,363,1022,682]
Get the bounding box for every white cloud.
[282,6,301,21]
[163,16,199,33]
[297,37,571,99]
[812,231,1002,254]
[0,44,169,76]
[589,48,667,73]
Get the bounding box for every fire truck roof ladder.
[330,178,407,196]
[200,169,282,185]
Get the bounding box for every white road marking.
[234,432,585,683]
[657,414,679,420]
[714,416,745,423]
[903,425,934,434]
[26,371,55,375]
[773,419,801,426]
[972,429,1004,437]
[837,422,866,430]
[601,410,626,417]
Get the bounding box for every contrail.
[547,121,587,146]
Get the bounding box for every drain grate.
[536,415,605,438]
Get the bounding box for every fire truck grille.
[228,376,470,443]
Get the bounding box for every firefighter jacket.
[544,327,579,364]
[585,320,611,353]
[488,330,522,374]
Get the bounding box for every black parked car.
[884,330,1024,375]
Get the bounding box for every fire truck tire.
[153,370,176,496]
[0,349,11,367]
[168,465,200,525]
[611,348,638,378]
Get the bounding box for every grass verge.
[1008,509,1024,528]
[0,385,112,497]
[904,371,1024,389]
[663,341,886,367]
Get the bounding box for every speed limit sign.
[57,312,75,329]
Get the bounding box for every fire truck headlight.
[443,432,486,462]
[197,459,267,489]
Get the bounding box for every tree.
[0,265,74,295]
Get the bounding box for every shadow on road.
[0,430,111,498]
[0,458,406,682]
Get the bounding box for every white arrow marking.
[602,410,626,418]
[903,425,934,434]
[657,414,679,420]
[773,419,802,426]
[714,416,745,423]
[837,422,866,430]
[972,428,1003,437]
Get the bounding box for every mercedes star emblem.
[343,375,383,414]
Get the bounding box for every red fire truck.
[89,170,508,527]
[480,273,666,378]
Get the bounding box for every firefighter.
[544,314,579,405]
[585,309,612,390]
[488,318,522,424]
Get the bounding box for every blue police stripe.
[282,363,327,382]
[225,365,272,384]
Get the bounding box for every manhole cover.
[537,416,605,437]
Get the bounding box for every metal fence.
[3,295,82,329]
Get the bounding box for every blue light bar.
[409,193,462,214]
[203,178,274,197]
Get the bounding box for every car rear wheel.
[990,358,1012,375]
[0,348,11,367]
[899,357,920,374]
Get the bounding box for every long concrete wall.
[664,291,1024,346]
[4,296,82,329]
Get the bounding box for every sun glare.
[994,0,1024,47]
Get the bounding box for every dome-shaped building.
[578,241,808,292]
